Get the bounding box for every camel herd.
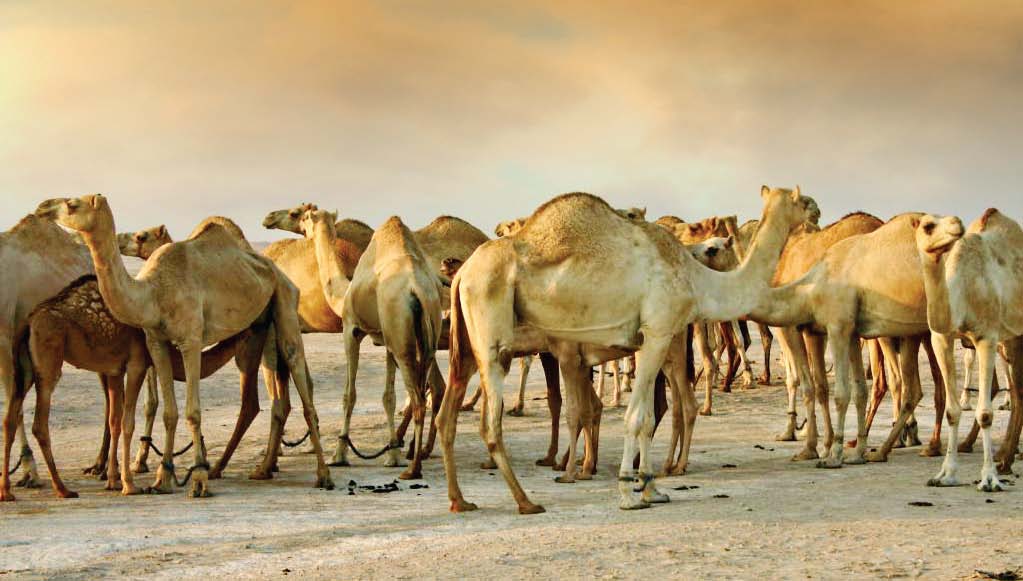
[1,188,1020,516]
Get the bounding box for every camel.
[913,210,1023,491]
[0,275,246,499]
[767,212,884,455]
[437,186,812,513]
[117,225,173,260]
[748,213,949,469]
[34,194,333,497]
[0,214,94,492]
[302,209,442,479]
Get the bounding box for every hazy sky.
[2,1,1021,240]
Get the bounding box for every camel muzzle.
[35,198,69,219]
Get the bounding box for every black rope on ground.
[282,430,311,448]
[140,436,194,458]
[161,460,211,488]
[5,455,22,476]
[341,434,404,461]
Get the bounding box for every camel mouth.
[35,198,68,219]
[926,239,958,257]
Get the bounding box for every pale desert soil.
[2,327,1022,580]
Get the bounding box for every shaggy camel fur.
[0,276,245,500]
[306,210,443,479]
[914,210,1023,491]
[749,213,948,469]
[439,186,810,513]
[0,215,93,491]
[35,195,333,496]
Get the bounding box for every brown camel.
[749,213,948,469]
[438,186,811,513]
[0,214,94,490]
[35,194,333,497]
[0,276,246,500]
[914,210,1023,491]
[304,210,443,479]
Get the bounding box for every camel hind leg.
[213,324,268,479]
[131,368,159,474]
[508,355,531,416]
[536,352,562,467]
[758,323,774,385]
[84,374,111,478]
[0,341,40,490]
[331,325,364,467]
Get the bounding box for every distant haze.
[2,1,1021,241]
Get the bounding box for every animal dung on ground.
[907,501,934,507]
[712,494,730,499]
[721,464,737,469]
[672,485,700,491]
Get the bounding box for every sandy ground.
[2,325,1023,580]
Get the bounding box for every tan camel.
[914,210,1023,491]
[117,225,173,260]
[748,213,948,469]
[768,212,884,455]
[0,214,94,491]
[34,194,333,496]
[0,276,246,499]
[438,186,811,513]
[303,209,443,479]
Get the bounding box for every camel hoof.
[208,468,223,480]
[815,457,843,469]
[997,462,1014,476]
[619,498,651,510]
[927,476,959,487]
[122,484,142,496]
[698,408,712,417]
[328,459,351,468]
[643,491,670,504]
[132,461,149,474]
[15,473,42,489]
[458,404,476,413]
[383,457,407,468]
[398,469,422,480]
[864,451,888,463]
[188,486,211,498]
[58,489,80,499]
[776,430,797,442]
[518,503,546,515]
[507,407,524,417]
[82,463,105,476]
[919,442,943,457]
[844,455,867,465]
[535,456,555,467]
[480,460,498,470]
[450,499,478,513]
[791,448,819,461]
[249,468,274,481]
[315,475,335,490]
[577,471,594,481]
[979,480,1004,493]
[144,485,172,495]
[554,475,576,484]
[0,490,14,502]
[958,442,974,454]
[104,480,119,491]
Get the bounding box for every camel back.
[188,216,253,251]
[773,212,884,285]
[415,215,489,268]
[335,218,373,252]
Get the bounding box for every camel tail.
[409,291,436,393]
[447,274,473,385]
[13,328,33,396]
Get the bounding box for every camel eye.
[923,223,935,235]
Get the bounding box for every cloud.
[1,1,1020,240]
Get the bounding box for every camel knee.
[185,410,201,430]
[979,410,994,428]
[30,424,48,446]
[162,409,178,426]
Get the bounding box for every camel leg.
[805,332,831,452]
[145,337,178,494]
[581,373,604,479]
[720,322,740,391]
[785,328,819,461]
[98,374,124,491]
[331,326,364,467]
[620,335,672,509]
[695,323,717,416]
[381,353,405,468]
[395,355,427,481]
[419,361,446,459]
[508,355,531,416]
[0,361,28,501]
[213,328,265,479]
[662,376,683,475]
[758,323,774,385]
[866,337,923,462]
[611,358,623,407]
[85,375,111,478]
[731,321,754,388]
[848,338,870,463]
[666,332,698,476]
[177,344,212,498]
[927,333,962,486]
[459,385,482,412]
[131,368,159,474]
[31,366,77,499]
[858,340,888,446]
[536,352,561,467]
[818,329,855,469]
[961,347,975,410]
[273,294,333,490]
[437,339,476,512]
[921,339,945,457]
[0,342,40,490]
[773,327,800,442]
[119,351,146,495]
[597,361,607,400]
[974,339,1004,492]
[554,354,586,484]
[999,340,1023,472]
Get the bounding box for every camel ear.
[910,217,920,229]
[156,225,167,238]
[761,185,770,199]
[724,236,734,249]
[91,194,104,208]
[792,185,801,200]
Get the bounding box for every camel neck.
[82,217,154,328]
[309,220,350,315]
[919,252,954,335]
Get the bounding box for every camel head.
[802,196,822,226]
[118,225,171,259]
[759,185,812,234]
[494,218,526,237]
[440,257,463,280]
[688,236,738,271]
[617,207,647,222]
[655,215,685,230]
[298,207,338,237]
[263,203,318,234]
[912,214,965,261]
[35,194,113,233]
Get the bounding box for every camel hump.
[970,208,1023,244]
[417,215,489,246]
[188,216,252,251]
[5,213,82,250]
[335,218,374,251]
[512,192,635,262]
[373,216,420,251]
